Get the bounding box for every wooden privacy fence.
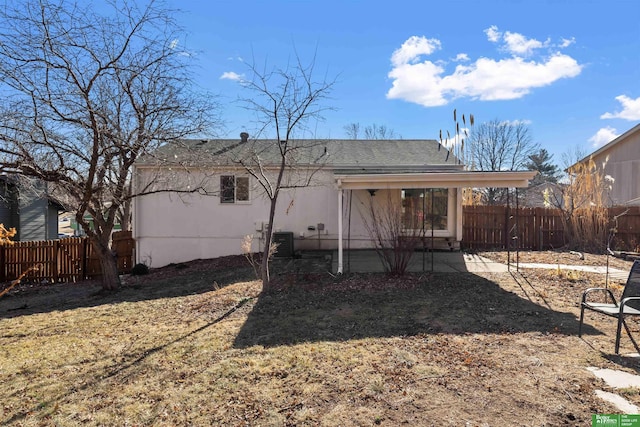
[608,206,640,251]
[462,205,640,251]
[0,231,134,283]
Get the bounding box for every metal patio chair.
[579,260,640,354]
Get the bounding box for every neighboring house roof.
[571,122,640,168]
[0,174,64,210]
[138,138,464,174]
[521,181,565,208]
[566,122,640,206]
[0,174,62,241]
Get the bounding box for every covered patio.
[335,170,537,274]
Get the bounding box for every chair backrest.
[621,260,640,309]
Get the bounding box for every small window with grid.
[220,175,250,203]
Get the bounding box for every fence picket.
[0,232,134,284]
[462,205,639,251]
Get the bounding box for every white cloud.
[220,71,244,82]
[387,60,448,106]
[502,119,532,126]
[589,126,619,148]
[169,39,179,49]
[390,36,441,67]
[601,95,640,120]
[486,26,548,56]
[454,53,469,62]
[559,37,575,48]
[502,31,546,56]
[387,28,582,107]
[484,25,501,43]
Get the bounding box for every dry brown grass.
[479,249,635,271]
[1,253,639,426]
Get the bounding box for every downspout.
[456,187,463,248]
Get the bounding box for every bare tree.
[344,122,400,139]
[235,56,334,289]
[0,0,217,290]
[467,119,539,205]
[343,123,361,139]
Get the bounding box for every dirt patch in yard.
[1,251,640,425]
[478,249,635,271]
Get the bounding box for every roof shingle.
[138,138,464,173]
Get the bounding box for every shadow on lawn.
[234,272,600,349]
[0,258,255,319]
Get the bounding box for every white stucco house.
[132,135,536,271]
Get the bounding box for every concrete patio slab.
[334,250,509,274]
[331,250,632,278]
[594,390,639,414]
[588,367,640,389]
[588,367,640,414]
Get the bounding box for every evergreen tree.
[526,149,561,185]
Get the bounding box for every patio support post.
[338,188,343,274]
[516,188,519,272]
[506,190,511,272]
[456,188,463,245]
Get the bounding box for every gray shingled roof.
[138,138,464,173]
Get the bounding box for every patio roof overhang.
[335,170,538,190]
[334,170,537,274]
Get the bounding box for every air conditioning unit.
[272,232,294,258]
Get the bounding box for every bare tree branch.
[0,0,219,290]
[466,119,539,205]
[344,122,400,140]
[233,54,335,288]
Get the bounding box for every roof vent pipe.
[240,132,249,142]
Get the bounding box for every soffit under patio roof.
[335,171,538,190]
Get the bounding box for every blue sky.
[168,0,640,165]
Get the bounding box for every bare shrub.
[0,224,16,245]
[359,191,421,275]
[0,226,40,298]
[242,235,278,281]
[560,156,612,252]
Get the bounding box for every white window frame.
[401,188,452,237]
[220,175,250,204]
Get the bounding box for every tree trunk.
[118,200,132,231]
[95,239,121,291]
[260,155,285,291]
[260,194,279,290]
[260,236,271,288]
[118,181,133,231]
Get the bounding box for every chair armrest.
[619,297,640,313]
[582,287,618,306]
